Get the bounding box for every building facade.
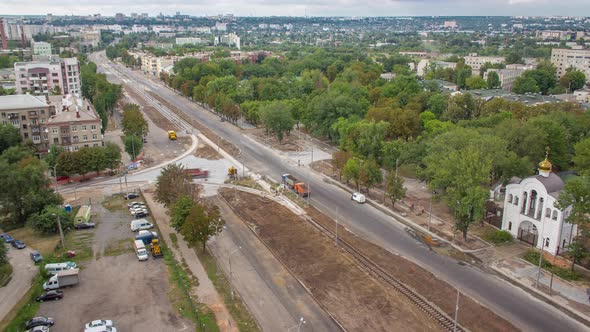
[47,95,102,152]
[14,57,81,96]
[464,54,505,73]
[551,48,590,83]
[484,68,525,92]
[0,94,54,152]
[32,41,52,56]
[501,154,576,255]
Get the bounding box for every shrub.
[522,250,582,281]
[485,230,514,244]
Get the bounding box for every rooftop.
[47,95,99,124]
[0,94,48,110]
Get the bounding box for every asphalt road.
[92,52,589,331]
[0,245,37,323]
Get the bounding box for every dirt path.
[220,189,443,332]
[143,192,238,332]
[0,247,37,323]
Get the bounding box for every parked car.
[85,326,117,332]
[0,234,14,243]
[127,201,144,209]
[124,193,140,200]
[75,222,96,230]
[11,240,26,249]
[36,290,64,302]
[30,251,43,263]
[85,320,113,329]
[130,219,153,232]
[131,209,148,216]
[135,211,149,218]
[26,326,50,332]
[25,316,54,329]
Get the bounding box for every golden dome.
[538,146,552,173]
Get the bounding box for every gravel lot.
[36,196,190,331]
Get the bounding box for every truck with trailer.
[185,168,209,179]
[43,268,80,290]
[282,174,310,197]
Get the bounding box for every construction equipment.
[150,239,163,258]
[168,131,177,140]
[228,166,238,179]
[282,174,310,197]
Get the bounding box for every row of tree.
[80,57,122,132]
[121,103,148,160]
[53,143,122,178]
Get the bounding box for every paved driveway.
[0,246,37,322]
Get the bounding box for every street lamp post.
[228,246,241,301]
[52,213,66,250]
[53,163,59,195]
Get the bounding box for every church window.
[552,211,558,220]
[508,194,513,203]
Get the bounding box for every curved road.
[91,52,588,332]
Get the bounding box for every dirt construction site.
[219,188,518,332]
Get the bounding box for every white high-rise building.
[551,48,590,83]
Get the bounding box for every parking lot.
[36,196,190,331]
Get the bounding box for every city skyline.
[2,0,590,18]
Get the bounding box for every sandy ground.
[219,189,443,332]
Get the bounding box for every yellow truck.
[150,239,163,258]
[168,131,177,140]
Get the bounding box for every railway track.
[306,216,466,332]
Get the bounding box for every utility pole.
[53,214,66,250]
[453,288,460,332]
[53,163,59,195]
[549,247,559,295]
[536,218,546,288]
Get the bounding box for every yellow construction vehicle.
[228,166,238,179]
[151,238,163,258]
[168,131,177,140]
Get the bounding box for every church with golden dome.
[500,148,577,255]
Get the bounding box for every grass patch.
[196,248,260,332]
[63,231,94,263]
[0,273,44,332]
[232,178,264,191]
[102,194,127,211]
[483,230,514,244]
[104,238,133,257]
[7,226,60,258]
[169,233,179,250]
[0,262,13,287]
[163,242,218,332]
[522,250,582,281]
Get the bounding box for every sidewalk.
[491,255,590,326]
[143,192,238,332]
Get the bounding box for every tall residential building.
[464,54,505,73]
[32,41,52,56]
[14,57,81,96]
[551,48,590,83]
[214,33,240,50]
[176,37,206,45]
[0,94,55,152]
[47,95,103,152]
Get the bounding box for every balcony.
[28,111,38,118]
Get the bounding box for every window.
[41,110,45,115]
[1,112,5,117]
[23,133,28,139]
[545,208,551,218]
[43,134,48,140]
[92,134,97,140]
[21,115,26,120]
[93,143,99,147]
[72,126,77,132]
[22,124,27,129]
[514,197,519,205]
[83,135,88,141]
[40,119,45,124]
[91,124,97,130]
[508,222,512,231]
[32,119,37,125]
[552,211,558,220]
[52,128,58,134]
[82,125,87,131]
[508,194,513,203]
[53,138,59,144]
[545,238,550,247]
[74,146,79,151]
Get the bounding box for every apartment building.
[0,94,55,152]
[176,37,206,45]
[214,33,241,50]
[46,95,102,152]
[464,54,505,73]
[14,57,81,95]
[484,68,525,92]
[551,48,590,82]
[32,41,52,56]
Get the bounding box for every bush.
[485,230,514,244]
[522,250,581,281]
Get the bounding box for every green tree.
[155,163,198,208]
[73,148,93,178]
[0,123,21,154]
[573,138,590,176]
[343,158,361,190]
[386,172,406,207]
[358,159,383,191]
[259,101,295,143]
[121,104,149,138]
[512,75,540,94]
[426,94,448,118]
[170,195,196,231]
[103,142,122,170]
[560,68,586,92]
[45,144,63,172]
[505,53,524,65]
[180,203,223,252]
[486,71,501,89]
[28,205,72,235]
[124,135,143,160]
[567,241,588,272]
[465,75,487,90]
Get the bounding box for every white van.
[134,240,149,261]
[351,192,367,204]
[44,262,77,275]
[130,219,153,232]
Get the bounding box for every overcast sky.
[2,0,589,17]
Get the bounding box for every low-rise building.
[32,41,52,56]
[551,48,590,83]
[176,37,206,45]
[464,54,505,73]
[14,57,81,96]
[484,68,525,92]
[0,94,54,152]
[47,94,102,152]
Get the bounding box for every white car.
[84,327,117,332]
[128,204,146,211]
[126,201,144,209]
[351,192,367,204]
[26,326,50,332]
[130,208,148,216]
[85,319,114,330]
